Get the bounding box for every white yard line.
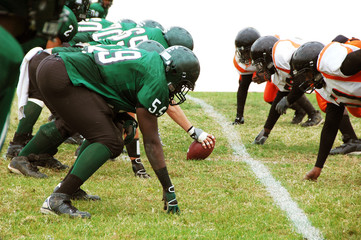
[188,95,324,240]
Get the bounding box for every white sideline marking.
[188,95,324,240]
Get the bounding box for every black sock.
[55,174,83,195]
[339,114,357,142]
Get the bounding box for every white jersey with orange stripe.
[317,42,361,107]
[271,39,300,91]
[233,54,256,76]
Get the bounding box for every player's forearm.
[166,104,192,131]
[315,103,344,168]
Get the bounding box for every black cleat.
[132,158,150,178]
[6,132,33,158]
[53,183,101,201]
[301,111,324,127]
[28,153,68,170]
[329,139,361,155]
[40,193,91,218]
[291,109,306,124]
[64,133,84,145]
[8,156,47,178]
[231,117,244,125]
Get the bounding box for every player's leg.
[233,74,252,124]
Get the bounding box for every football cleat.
[329,139,361,155]
[8,156,47,178]
[40,193,91,218]
[6,132,33,158]
[53,183,101,201]
[64,133,84,145]
[132,158,150,178]
[291,109,306,124]
[6,144,24,159]
[301,110,323,127]
[232,117,244,125]
[28,153,69,170]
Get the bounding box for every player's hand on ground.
[162,188,180,214]
[276,96,289,115]
[303,166,322,181]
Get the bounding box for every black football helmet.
[164,26,194,50]
[160,46,200,105]
[290,41,325,93]
[136,40,165,53]
[137,19,165,32]
[65,0,90,21]
[235,27,260,64]
[250,35,278,78]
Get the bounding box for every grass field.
[0,92,360,239]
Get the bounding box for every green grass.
[0,92,360,239]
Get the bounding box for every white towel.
[17,47,43,120]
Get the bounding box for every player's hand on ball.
[163,187,180,214]
[201,134,216,149]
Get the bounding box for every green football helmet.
[58,6,78,42]
[137,19,165,32]
[160,46,200,105]
[118,19,137,30]
[65,0,90,21]
[136,40,165,54]
[164,26,194,50]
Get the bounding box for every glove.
[162,186,180,214]
[252,129,268,145]
[252,72,269,84]
[275,97,289,115]
[187,126,208,142]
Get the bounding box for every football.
[186,140,215,160]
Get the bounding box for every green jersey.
[0,26,24,149]
[52,44,125,54]
[69,18,114,45]
[77,18,114,33]
[98,27,169,48]
[58,48,169,117]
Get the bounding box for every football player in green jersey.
[0,0,66,151]
[30,45,200,218]
[70,18,116,45]
[99,26,194,50]
[5,5,81,160]
[87,0,113,18]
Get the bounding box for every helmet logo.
[160,51,171,64]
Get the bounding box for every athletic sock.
[339,114,358,142]
[19,121,65,156]
[16,100,43,134]
[55,174,83,195]
[71,142,112,182]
